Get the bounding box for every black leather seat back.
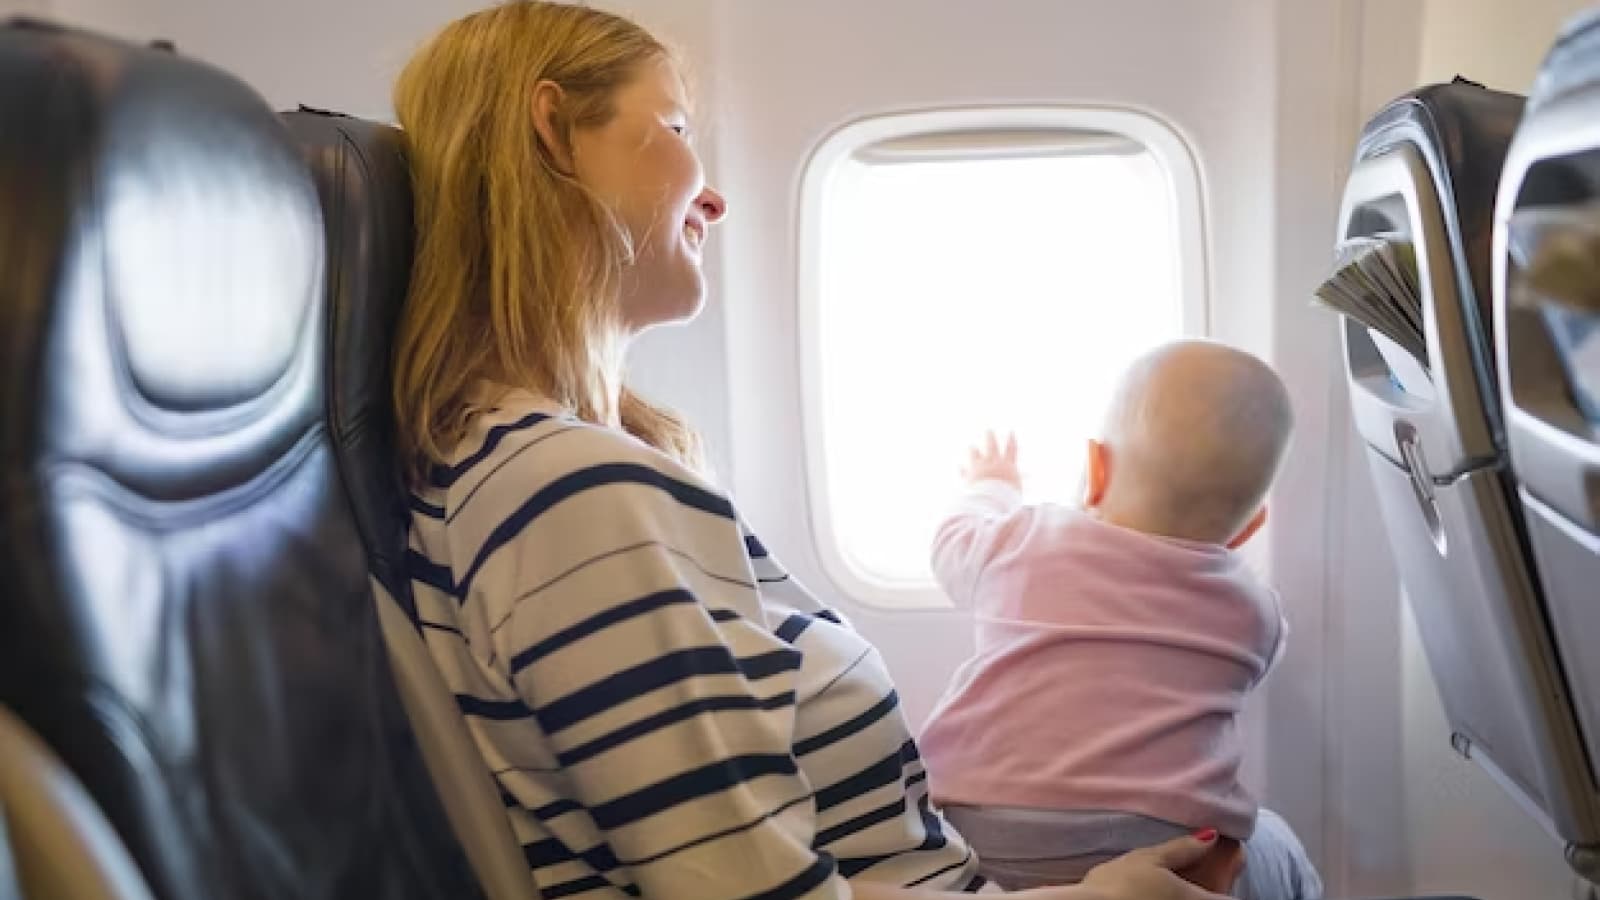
[0,21,477,899]
[280,106,539,900]
[283,108,416,601]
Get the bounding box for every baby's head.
[1084,340,1294,548]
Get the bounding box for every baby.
[918,340,1322,900]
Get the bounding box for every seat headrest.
[1529,7,1600,116]
[0,18,323,496]
[279,108,416,599]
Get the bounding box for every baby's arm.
[1268,606,1290,673]
[929,431,1027,607]
[1248,588,1291,689]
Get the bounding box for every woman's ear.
[1084,439,1111,509]
[1227,505,1269,549]
[531,80,575,174]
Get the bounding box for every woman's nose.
[697,185,728,224]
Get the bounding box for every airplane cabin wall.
[2,0,147,35]
[707,0,1275,707]
[0,0,47,18]
[705,0,1348,873]
[1270,3,1415,895]
[1419,0,1594,92]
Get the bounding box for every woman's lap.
[942,805,1322,899]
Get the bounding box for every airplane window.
[800,111,1205,607]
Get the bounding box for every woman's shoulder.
[433,386,723,509]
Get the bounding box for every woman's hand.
[1176,835,1244,894]
[852,832,1237,900]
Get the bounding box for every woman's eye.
[670,124,688,136]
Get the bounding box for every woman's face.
[569,58,727,333]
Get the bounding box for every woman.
[391,4,1234,898]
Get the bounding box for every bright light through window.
[804,114,1199,604]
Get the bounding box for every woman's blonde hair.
[393,1,703,481]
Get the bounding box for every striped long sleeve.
[407,403,846,899]
[740,535,981,890]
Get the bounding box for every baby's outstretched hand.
[961,430,1021,490]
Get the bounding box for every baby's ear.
[1084,439,1110,508]
[1227,505,1269,549]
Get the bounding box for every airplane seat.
[1494,7,1600,884]
[0,704,153,899]
[1335,77,1600,883]
[279,108,539,900]
[0,20,480,899]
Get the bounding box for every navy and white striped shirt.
[406,386,980,899]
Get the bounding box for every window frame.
[796,105,1210,609]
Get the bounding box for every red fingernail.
[1193,828,1217,842]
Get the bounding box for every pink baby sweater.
[918,480,1287,840]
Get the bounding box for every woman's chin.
[625,291,706,334]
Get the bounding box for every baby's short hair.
[1102,340,1294,543]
